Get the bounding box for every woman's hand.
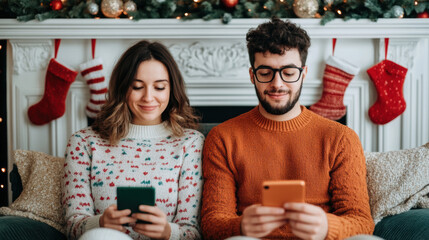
[99,204,136,233]
[132,205,171,240]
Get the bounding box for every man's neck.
[258,103,302,122]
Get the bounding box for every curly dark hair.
[246,17,311,67]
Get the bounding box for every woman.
[62,40,204,240]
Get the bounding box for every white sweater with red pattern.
[62,123,204,240]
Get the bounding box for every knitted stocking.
[368,59,408,125]
[309,55,360,120]
[79,58,108,119]
[28,58,77,125]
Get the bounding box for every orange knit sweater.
[201,106,374,240]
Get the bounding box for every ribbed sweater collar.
[250,105,313,132]
[126,122,172,139]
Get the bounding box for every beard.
[255,82,303,115]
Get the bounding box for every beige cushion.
[365,142,429,224]
[0,150,65,233]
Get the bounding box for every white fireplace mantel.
[1,18,429,39]
[2,18,429,167]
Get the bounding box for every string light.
[184,12,189,17]
[176,16,181,19]
[0,45,2,50]
[280,0,284,2]
[263,6,267,9]
[0,117,2,123]
[193,0,200,2]
[0,185,3,189]
[337,10,342,15]
[414,1,418,5]
[1,168,5,172]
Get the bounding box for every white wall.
[2,19,429,181]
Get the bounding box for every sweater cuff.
[231,216,244,236]
[84,215,101,233]
[168,222,180,240]
[326,213,341,240]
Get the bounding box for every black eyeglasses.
[252,66,304,83]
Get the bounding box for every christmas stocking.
[367,59,408,125]
[309,55,360,120]
[28,58,78,125]
[79,58,108,119]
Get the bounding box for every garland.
[1,0,428,24]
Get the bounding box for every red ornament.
[417,11,429,18]
[50,0,63,11]
[222,0,238,8]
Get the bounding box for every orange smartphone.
[262,180,305,207]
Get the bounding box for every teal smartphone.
[116,186,155,224]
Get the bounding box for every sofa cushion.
[374,208,429,240]
[365,143,429,224]
[0,150,65,233]
[0,215,66,240]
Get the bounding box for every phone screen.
[117,186,155,224]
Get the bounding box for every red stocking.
[309,55,359,120]
[28,40,77,125]
[367,59,408,125]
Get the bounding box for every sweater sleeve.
[201,129,243,240]
[169,132,205,240]
[62,131,99,240]
[325,129,375,239]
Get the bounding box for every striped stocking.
[79,58,108,119]
[309,55,359,120]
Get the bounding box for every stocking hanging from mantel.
[28,39,78,125]
[368,38,408,125]
[310,38,360,120]
[79,39,108,125]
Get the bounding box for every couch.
[1,144,429,240]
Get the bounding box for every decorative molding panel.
[10,40,52,74]
[169,42,248,78]
[4,19,429,163]
[377,38,421,151]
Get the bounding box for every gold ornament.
[293,0,319,18]
[123,0,137,15]
[101,0,123,18]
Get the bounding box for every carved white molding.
[383,39,418,69]
[377,38,420,151]
[10,40,52,74]
[68,84,90,135]
[169,42,248,77]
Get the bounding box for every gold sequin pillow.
[0,150,65,233]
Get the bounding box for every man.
[201,17,374,240]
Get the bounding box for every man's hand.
[132,205,171,240]
[241,204,288,238]
[99,204,136,232]
[283,203,328,240]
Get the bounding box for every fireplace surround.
[1,19,429,202]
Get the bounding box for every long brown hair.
[92,40,199,144]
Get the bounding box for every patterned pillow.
[0,150,65,233]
